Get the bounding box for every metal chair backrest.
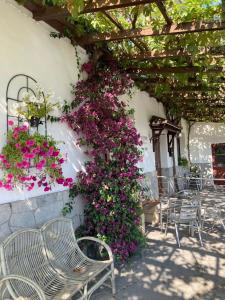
[168,198,182,209]
[179,205,198,223]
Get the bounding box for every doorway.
[212,143,225,185]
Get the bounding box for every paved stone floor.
[91,188,225,300]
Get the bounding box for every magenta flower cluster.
[0,121,73,191]
[63,63,144,261]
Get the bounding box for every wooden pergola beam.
[155,0,172,25]
[83,0,158,13]
[126,49,225,60]
[172,100,225,106]
[80,21,225,44]
[33,6,69,21]
[169,97,225,102]
[160,93,224,99]
[164,86,219,92]
[127,49,189,60]
[128,66,225,74]
[184,105,225,109]
[133,74,225,84]
[33,0,158,19]
[103,11,147,52]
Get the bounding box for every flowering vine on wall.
[62,62,145,261]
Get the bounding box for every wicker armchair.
[0,218,115,300]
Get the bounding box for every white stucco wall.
[122,88,168,173]
[190,122,225,165]
[0,0,176,204]
[180,118,189,159]
[0,0,89,203]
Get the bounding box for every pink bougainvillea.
[62,63,145,261]
[0,122,73,192]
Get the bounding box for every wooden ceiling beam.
[128,66,225,74]
[83,0,158,13]
[80,21,225,44]
[33,0,159,19]
[184,105,225,109]
[127,49,189,60]
[162,99,225,106]
[33,6,68,21]
[103,11,147,52]
[125,49,225,60]
[155,0,172,25]
[160,85,219,92]
[169,97,225,102]
[160,92,224,98]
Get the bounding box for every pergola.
[22,0,225,123]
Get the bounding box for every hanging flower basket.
[0,121,73,191]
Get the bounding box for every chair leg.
[83,284,88,300]
[188,224,191,236]
[190,221,195,237]
[201,215,205,230]
[196,222,203,247]
[160,202,163,231]
[165,215,169,236]
[111,263,116,296]
[219,219,225,231]
[165,222,168,236]
[211,220,216,230]
[174,223,180,248]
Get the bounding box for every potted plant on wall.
[17,87,59,128]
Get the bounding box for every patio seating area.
[1,1,225,299]
[91,188,225,300]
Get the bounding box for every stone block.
[11,198,37,213]
[61,190,69,201]
[0,222,11,242]
[0,204,11,225]
[10,211,36,229]
[0,190,84,237]
[34,202,64,226]
[36,192,59,207]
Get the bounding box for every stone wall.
[0,190,84,242]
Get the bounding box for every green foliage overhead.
[24,0,225,121]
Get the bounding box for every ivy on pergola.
[22,0,225,122]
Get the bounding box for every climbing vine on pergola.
[22,0,225,122]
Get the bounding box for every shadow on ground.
[89,188,225,300]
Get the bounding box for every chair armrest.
[0,274,46,300]
[77,236,113,262]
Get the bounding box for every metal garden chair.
[202,204,225,231]
[165,203,203,248]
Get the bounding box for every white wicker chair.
[0,218,115,300]
[41,218,115,300]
